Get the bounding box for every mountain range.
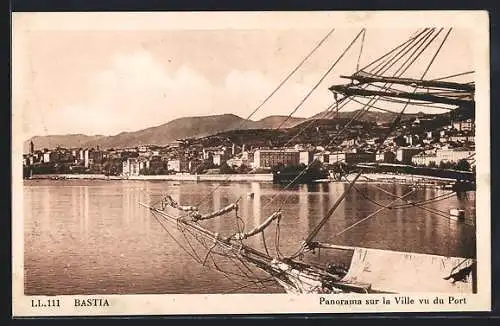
[24,110,420,153]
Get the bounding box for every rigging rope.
[372,28,435,77]
[333,188,416,238]
[152,208,274,287]
[234,27,336,132]
[346,177,460,220]
[423,28,453,78]
[274,28,366,130]
[393,28,440,77]
[261,28,437,212]
[431,71,475,81]
[356,29,366,72]
[144,28,468,287]
[251,29,432,199]
[188,28,336,209]
[192,28,369,212]
[296,27,453,252]
[357,28,429,73]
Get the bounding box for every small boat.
[442,183,454,190]
[449,208,466,221]
[247,192,255,199]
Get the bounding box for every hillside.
[24,110,439,151]
[309,109,420,124]
[83,114,252,149]
[25,114,306,151]
[252,116,306,129]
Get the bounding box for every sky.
[13,12,476,139]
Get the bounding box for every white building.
[122,158,140,177]
[299,151,314,166]
[84,149,90,168]
[43,152,51,163]
[167,159,181,172]
[452,119,474,132]
[213,153,223,166]
[412,148,475,167]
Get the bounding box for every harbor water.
[23,179,476,295]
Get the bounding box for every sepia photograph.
[12,11,490,315]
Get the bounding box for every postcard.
[12,10,490,316]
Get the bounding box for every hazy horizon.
[14,13,474,140]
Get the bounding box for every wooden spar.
[191,203,238,221]
[304,172,362,244]
[312,242,356,251]
[328,84,474,108]
[231,211,282,240]
[342,71,475,92]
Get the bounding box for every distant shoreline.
[25,172,457,186]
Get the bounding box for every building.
[383,151,396,163]
[449,135,468,143]
[122,158,140,177]
[212,153,226,166]
[396,147,423,164]
[138,158,150,171]
[43,151,51,163]
[345,152,376,165]
[167,159,181,172]
[435,148,475,164]
[148,157,166,172]
[404,135,419,146]
[299,151,314,166]
[254,149,301,169]
[452,119,474,132]
[313,152,330,163]
[188,159,203,174]
[411,148,475,167]
[92,149,104,165]
[83,149,90,168]
[327,152,346,165]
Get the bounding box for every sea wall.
[128,174,273,182]
[31,174,109,180]
[29,173,274,182]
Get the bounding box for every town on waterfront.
[23,113,475,185]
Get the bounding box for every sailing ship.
[139,27,477,294]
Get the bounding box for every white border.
[12,10,491,316]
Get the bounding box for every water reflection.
[23,179,476,295]
[251,182,262,226]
